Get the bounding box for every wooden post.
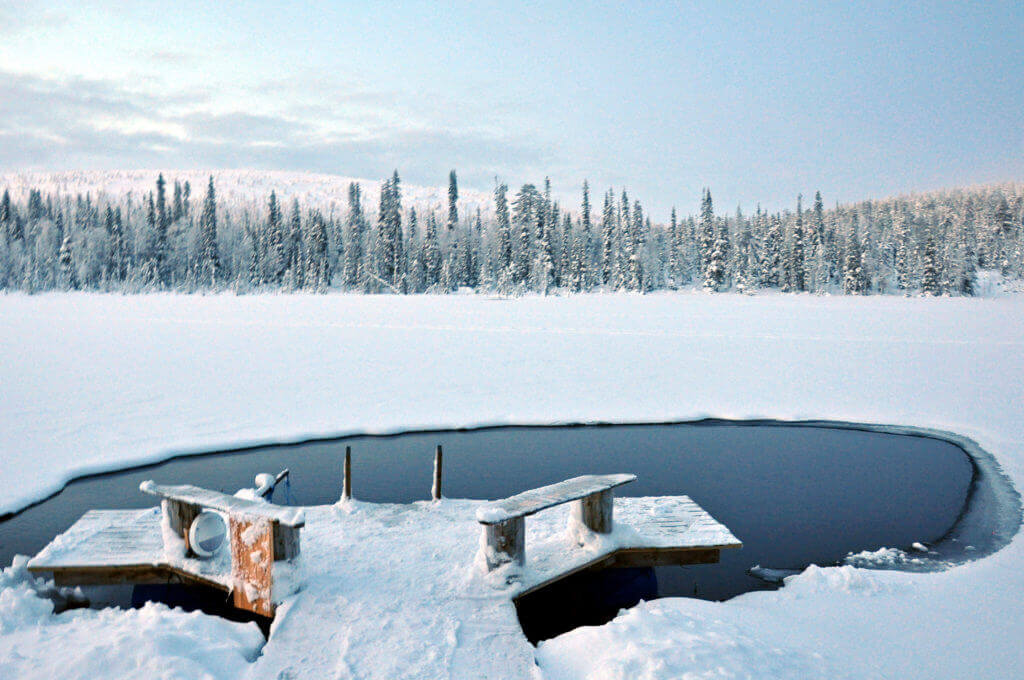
[342,446,352,501]
[484,517,524,570]
[162,498,201,557]
[229,516,275,617]
[432,445,443,501]
[577,488,614,534]
[272,521,301,561]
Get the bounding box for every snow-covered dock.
[26,475,740,677]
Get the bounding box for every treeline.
[0,171,1021,296]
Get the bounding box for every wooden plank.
[140,481,305,527]
[229,516,276,617]
[515,546,726,598]
[45,564,232,591]
[608,547,721,568]
[476,474,636,525]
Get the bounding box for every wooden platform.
[515,495,741,597]
[27,507,233,591]
[27,489,741,678]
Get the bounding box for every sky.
[0,0,1022,217]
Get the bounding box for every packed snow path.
[250,496,737,679]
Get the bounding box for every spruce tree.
[699,189,715,277]
[762,215,783,287]
[790,194,806,291]
[920,228,940,295]
[494,182,512,275]
[600,190,614,285]
[287,198,303,287]
[58,232,76,289]
[668,207,679,286]
[423,212,442,287]
[266,191,285,284]
[344,183,365,288]
[447,170,458,231]
[155,174,168,281]
[1,189,11,244]
[704,220,727,291]
[199,177,220,283]
[305,211,330,291]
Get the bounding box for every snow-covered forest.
[0,171,1021,296]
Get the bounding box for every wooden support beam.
[272,521,300,561]
[575,488,614,534]
[162,498,201,557]
[48,564,231,591]
[432,445,443,501]
[229,516,275,617]
[484,517,524,570]
[608,547,721,568]
[342,446,352,501]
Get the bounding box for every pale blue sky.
[0,0,1021,215]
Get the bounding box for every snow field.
[1,291,1023,678]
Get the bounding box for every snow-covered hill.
[0,169,496,217]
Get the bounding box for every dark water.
[0,422,974,639]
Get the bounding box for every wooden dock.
[27,472,741,678]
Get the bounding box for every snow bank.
[0,558,264,680]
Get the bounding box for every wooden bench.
[475,474,635,571]
[140,481,305,616]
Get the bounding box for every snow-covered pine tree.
[704,219,727,291]
[628,198,644,291]
[423,211,442,288]
[58,230,76,289]
[0,189,12,244]
[155,174,169,282]
[172,181,183,223]
[286,198,303,288]
[762,214,783,288]
[842,216,865,294]
[699,189,715,277]
[512,184,537,284]
[305,211,330,291]
[789,195,806,292]
[494,182,512,277]
[600,190,614,285]
[668,207,679,287]
[447,170,458,232]
[199,176,220,284]
[346,183,366,288]
[920,227,941,295]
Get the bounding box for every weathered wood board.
[140,481,305,527]
[230,516,276,617]
[476,474,636,524]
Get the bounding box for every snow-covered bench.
[140,481,305,616]
[475,474,635,571]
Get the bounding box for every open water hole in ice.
[0,421,975,641]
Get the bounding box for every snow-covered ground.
[1,291,1023,678]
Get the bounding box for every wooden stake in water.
[432,445,443,501]
[342,446,352,501]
